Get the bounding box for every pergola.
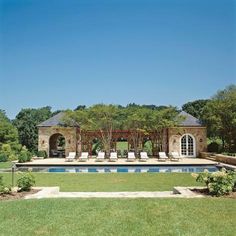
[80,129,169,156]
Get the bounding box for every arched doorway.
[49,133,66,157]
[180,134,196,157]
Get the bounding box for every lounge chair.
[96,152,105,162]
[169,152,182,161]
[65,152,76,162]
[79,152,89,162]
[109,152,118,162]
[158,152,168,162]
[127,152,136,162]
[140,152,149,162]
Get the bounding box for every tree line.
[0,84,235,162]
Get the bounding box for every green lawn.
[0,198,235,236]
[0,162,12,169]
[1,172,203,191]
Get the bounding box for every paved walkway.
[25,187,204,199]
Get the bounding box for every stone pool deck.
[16,157,217,167]
[25,186,205,199]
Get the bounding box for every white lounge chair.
[96,152,105,162]
[109,152,118,162]
[169,152,182,161]
[65,152,76,162]
[127,152,136,162]
[140,152,149,162]
[79,152,89,162]
[158,152,168,161]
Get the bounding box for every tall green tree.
[13,107,52,152]
[0,110,20,152]
[147,107,180,153]
[202,85,236,152]
[64,104,121,156]
[123,107,151,154]
[182,99,209,120]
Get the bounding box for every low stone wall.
[200,152,236,165]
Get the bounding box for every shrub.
[0,153,8,162]
[192,168,236,197]
[17,172,35,191]
[0,176,11,194]
[207,142,219,153]
[0,144,17,162]
[18,149,33,163]
[37,150,48,158]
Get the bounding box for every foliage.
[0,144,17,161]
[64,104,121,156]
[182,99,209,120]
[0,153,8,162]
[147,107,180,154]
[37,150,48,158]
[0,110,20,153]
[74,105,86,111]
[202,85,236,152]
[143,140,152,155]
[124,107,152,154]
[17,172,35,191]
[92,140,103,155]
[207,142,220,153]
[13,107,52,152]
[64,105,180,155]
[192,168,236,196]
[0,175,11,194]
[18,148,33,163]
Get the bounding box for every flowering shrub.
[192,168,236,197]
[0,176,11,194]
[17,172,35,191]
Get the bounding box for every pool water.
[17,165,218,173]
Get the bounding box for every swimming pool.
[17,165,219,173]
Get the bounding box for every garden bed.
[0,189,39,201]
[192,188,236,199]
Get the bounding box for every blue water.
[18,165,219,173]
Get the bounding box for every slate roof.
[38,111,203,127]
[178,111,202,127]
[37,112,66,127]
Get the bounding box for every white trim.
[179,133,196,158]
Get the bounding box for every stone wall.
[200,152,236,165]
[168,127,207,157]
[38,127,79,157]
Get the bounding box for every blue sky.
[1,0,235,119]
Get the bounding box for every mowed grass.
[0,162,12,169]
[0,198,236,236]
[1,172,203,191]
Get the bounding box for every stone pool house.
[37,111,207,158]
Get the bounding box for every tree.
[64,104,121,156]
[182,99,209,120]
[202,85,236,152]
[123,107,151,154]
[74,105,86,111]
[147,107,180,154]
[13,107,52,152]
[0,110,20,152]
